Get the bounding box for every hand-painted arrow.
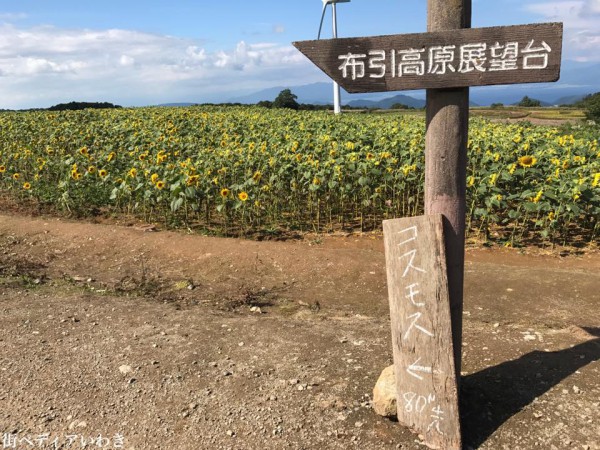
[406,357,435,381]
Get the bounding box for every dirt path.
[1,213,598,449]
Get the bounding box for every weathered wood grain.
[425,0,470,385]
[383,215,460,450]
[293,22,563,92]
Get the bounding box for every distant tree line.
[517,96,542,107]
[575,92,600,122]
[255,89,418,112]
[47,101,122,111]
[390,103,415,110]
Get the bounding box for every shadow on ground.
[461,327,600,448]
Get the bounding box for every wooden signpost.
[294,2,563,448]
[383,215,460,449]
[293,22,563,92]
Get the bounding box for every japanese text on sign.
[382,215,461,449]
[338,40,552,80]
[396,225,444,436]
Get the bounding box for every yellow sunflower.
[156,180,165,190]
[518,155,537,168]
[186,175,199,186]
[220,188,230,198]
[238,191,249,202]
[23,182,31,190]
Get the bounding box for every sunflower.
[220,188,230,198]
[156,180,165,190]
[13,173,20,180]
[518,155,537,168]
[0,165,5,173]
[99,169,108,178]
[238,191,249,202]
[23,182,31,190]
[151,173,159,184]
[252,171,262,183]
[128,168,137,178]
[186,175,199,186]
[366,152,375,160]
[107,152,116,162]
[79,146,89,156]
[73,172,82,180]
[87,166,96,174]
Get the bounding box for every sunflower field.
[0,106,598,245]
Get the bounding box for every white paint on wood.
[384,215,461,450]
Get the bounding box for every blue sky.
[0,0,599,108]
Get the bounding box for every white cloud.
[525,0,600,61]
[119,55,135,67]
[0,23,318,109]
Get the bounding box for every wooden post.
[425,0,471,383]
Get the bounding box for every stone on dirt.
[119,365,133,375]
[372,365,397,418]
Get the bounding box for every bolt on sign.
[293,22,563,92]
[383,215,460,450]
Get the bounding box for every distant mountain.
[156,102,198,107]
[222,60,600,108]
[347,94,425,109]
[553,94,587,106]
[229,82,426,109]
[229,83,338,105]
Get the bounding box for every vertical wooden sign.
[383,215,460,450]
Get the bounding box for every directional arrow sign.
[293,22,562,93]
[407,358,435,381]
[384,215,460,450]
